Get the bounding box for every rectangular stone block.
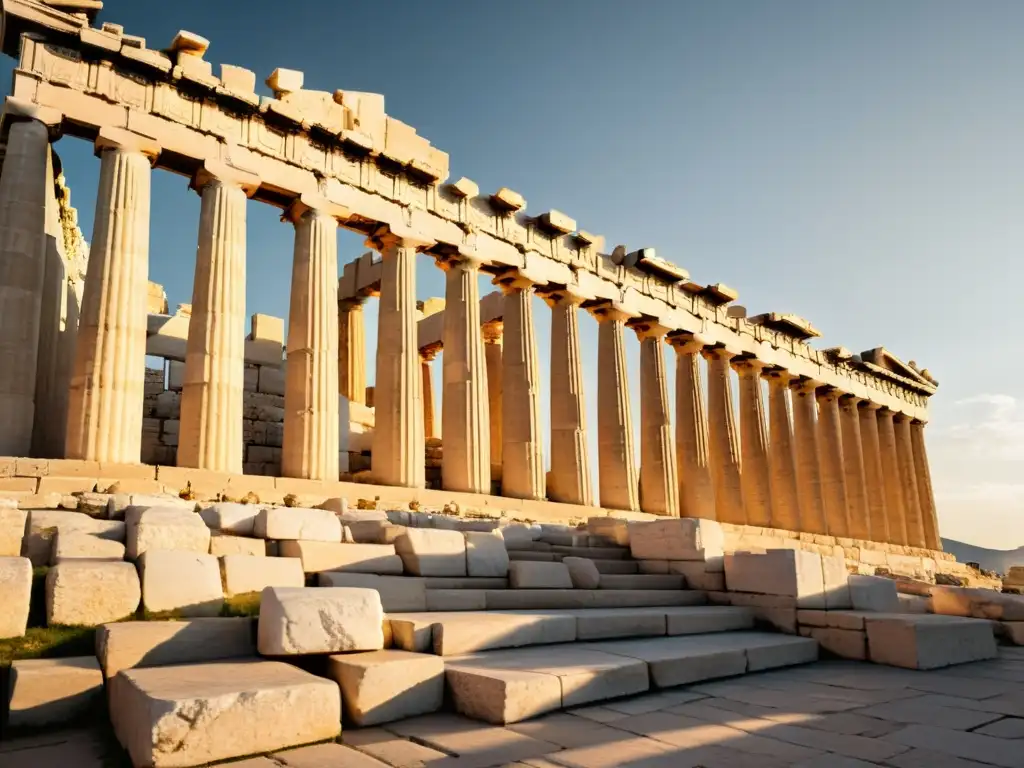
[318,572,428,612]
[394,528,467,576]
[279,540,402,574]
[126,507,211,559]
[199,502,260,535]
[509,561,573,589]
[24,510,125,567]
[140,550,224,617]
[220,554,303,596]
[328,649,443,726]
[864,614,998,669]
[446,665,562,724]
[0,556,31,638]
[849,574,900,612]
[52,530,126,564]
[254,507,342,542]
[466,531,509,577]
[257,586,384,654]
[426,589,488,611]
[667,561,726,591]
[821,553,852,609]
[0,505,27,556]
[109,660,340,767]
[628,518,724,561]
[96,617,256,678]
[46,561,141,626]
[210,533,267,557]
[587,517,629,546]
[257,366,286,395]
[7,656,103,728]
[432,612,577,656]
[804,626,867,660]
[931,586,1024,621]
[724,550,827,608]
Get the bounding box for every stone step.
[7,656,103,729]
[482,588,705,611]
[507,551,557,562]
[387,605,752,655]
[599,574,685,590]
[591,559,639,574]
[550,545,628,560]
[537,532,589,547]
[444,631,819,724]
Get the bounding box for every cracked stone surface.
[257,586,384,655]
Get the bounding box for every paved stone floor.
[8,649,1024,767]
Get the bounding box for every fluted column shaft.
[895,414,926,548]
[877,409,908,545]
[66,129,157,463]
[373,239,425,488]
[498,280,544,500]
[282,204,339,481]
[420,346,440,440]
[838,396,870,540]
[440,257,490,494]
[765,371,801,531]
[859,402,890,544]
[911,420,942,550]
[734,359,773,527]
[593,308,638,512]
[483,320,503,483]
[0,118,52,455]
[178,165,253,473]
[703,348,744,524]
[545,292,592,506]
[668,335,716,519]
[636,328,678,517]
[816,389,850,537]
[790,380,827,534]
[338,297,366,404]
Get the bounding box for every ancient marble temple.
[0,0,941,551]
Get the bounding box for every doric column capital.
[420,341,442,362]
[911,417,928,427]
[627,315,673,340]
[94,126,160,164]
[666,331,708,355]
[368,223,435,253]
[434,251,485,272]
[893,411,913,424]
[339,295,367,311]
[585,299,638,324]
[192,159,260,197]
[762,367,795,387]
[730,356,769,376]
[839,394,864,411]
[858,400,884,412]
[283,193,347,225]
[493,269,535,294]
[877,406,897,420]
[535,284,589,308]
[789,376,822,395]
[815,386,845,404]
[700,344,738,363]
[482,319,504,344]
[1,96,62,137]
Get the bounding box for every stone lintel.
[574,230,601,246]
[266,67,304,97]
[625,248,690,284]
[0,96,62,134]
[537,210,576,235]
[822,346,854,362]
[168,30,209,57]
[701,283,739,306]
[448,177,479,198]
[94,126,160,162]
[192,160,260,196]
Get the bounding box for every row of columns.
[0,115,940,552]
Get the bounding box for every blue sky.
[13,0,1024,547]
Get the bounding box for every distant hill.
[941,538,1024,575]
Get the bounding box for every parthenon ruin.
[0,0,941,554]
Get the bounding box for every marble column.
[911,420,942,550]
[790,379,828,534]
[66,128,158,463]
[0,113,56,456]
[667,334,716,520]
[177,162,256,473]
[859,401,890,544]
[440,255,490,494]
[702,347,744,524]
[877,408,908,545]
[482,320,503,483]
[815,388,850,537]
[838,395,871,541]
[496,275,544,500]
[338,296,366,404]
[765,369,801,531]
[591,304,638,512]
[543,290,592,506]
[420,344,440,439]
[634,322,678,517]
[282,199,339,481]
[895,414,926,548]
[733,358,773,527]
[373,237,425,488]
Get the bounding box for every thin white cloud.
[936,393,1024,461]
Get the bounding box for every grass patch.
[0,625,96,668]
[221,592,261,617]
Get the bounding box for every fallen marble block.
[328,649,443,725]
[257,586,384,655]
[46,561,140,626]
[0,556,32,638]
